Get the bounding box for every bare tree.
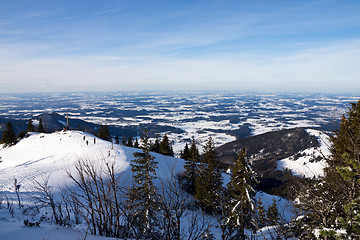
[66,157,126,237]
[32,176,61,225]
[156,164,213,240]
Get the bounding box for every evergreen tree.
[195,137,223,213]
[180,143,190,160]
[266,198,280,226]
[226,148,257,239]
[159,134,174,156]
[127,136,133,147]
[182,140,199,194]
[189,137,200,162]
[298,99,360,239]
[27,119,34,132]
[1,121,17,147]
[114,135,119,145]
[330,100,360,238]
[256,197,267,229]
[130,131,159,237]
[17,130,27,140]
[38,118,45,133]
[122,136,127,145]
[151,136,160,153]
[98,124,110,141]
[104,124,110,141]
[134,137,139,148]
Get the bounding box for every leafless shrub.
[66,157,126,238]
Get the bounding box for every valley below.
[0,91,359,239]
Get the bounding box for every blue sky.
[0,0,360,93]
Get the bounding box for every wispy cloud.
[0,38,359,93]
[56,7,126,22]
[93,8,126,15]
[56,15,82,21]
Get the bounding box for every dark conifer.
[104,124,110,141]
[122,136,127,145]
[180,143,190,160]
[159,134,173,156]
[329,99,360,237]
[151,137,160,153]
[130,131,158,237]
[182,141,199,194]
[226,148,257,238]
[38,118,45,133]
[1,121,17,147]
[256,197,267,229]
[134,137,139,148]
[298,99,360,238]
[27,119,34,132]
[266,198,280,226]
[17,130,27,140]
[189,137,200,162]
[98,124,110,141]
[127,136,133,147]
[195,137,223,213]
[114,135,119,145]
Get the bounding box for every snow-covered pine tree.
[130,131,159,238]
[256,197,267,229]
[298,99,360,239]
[330,99,360,238]
[266,198,280,226]
[226,148,257,239]
[195,136,223,213]
[182,138,200,194]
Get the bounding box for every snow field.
[276,129,331,178]
[0,130,183,192]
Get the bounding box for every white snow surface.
[0,130,184,192]
[0,131,186,240]
[276,129,331,178]
[0,208,119,240]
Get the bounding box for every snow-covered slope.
[0,130,184,192]
[0,130,298,240]
[276,129,331,178]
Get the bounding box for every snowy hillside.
[0,131,187,240]
[0,130,184,192]
[0,130,297,240]
[276,129,331,178]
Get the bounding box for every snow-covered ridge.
[0,130,183,192]
[276,129,331,178]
